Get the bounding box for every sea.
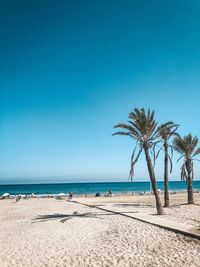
[0,181,200,196]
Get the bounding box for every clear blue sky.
[0,0,200,184]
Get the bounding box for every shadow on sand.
[32,209,141,223]
[113,203,154,208]
[32,211,103,223]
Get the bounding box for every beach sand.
[0,193,200,267]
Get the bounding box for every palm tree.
[173,134,200,204]
[157,123,179,207]
[113,108,172,215]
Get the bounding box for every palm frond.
[167,154,173,173]
[152,141,162,166]
[180,163,187,182]
[169,145,174,160]
[129,145,143,181]
[158,123,179,141]
[156,146,163,159]
[113,123,141,139]
[193,148,200,157]
[112,131,136,139]
[177,155,185,162]
[173,134,199,159]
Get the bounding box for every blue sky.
[0,0,200,183]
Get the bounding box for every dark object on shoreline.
[16,195,22,202]
[1,193,10,199]
[108,190,113,197]
[68,192,73,201]
[105,190,113,197]
[95,192,101,197]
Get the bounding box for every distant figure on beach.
[68,192,73,201]
[108,190,113,197]
[16,195,21,202]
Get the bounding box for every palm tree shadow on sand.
[113,203,154,208]
[32,211,124,223]
[32,211,102,223]
[32,210,140,223]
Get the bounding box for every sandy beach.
[0,193,200,267]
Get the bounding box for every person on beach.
[108,190,113,197]
[15,195,21,202]
[68,192,73,201]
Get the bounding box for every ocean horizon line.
[1,179,200,186]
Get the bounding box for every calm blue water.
[0,181,200,196]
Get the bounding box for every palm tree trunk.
[186,160,194,204]
[164,142,169,207]
[144,147,164,215]
[187,176,194,204]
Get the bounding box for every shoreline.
[2,189,200,198]
[1,180,200,197]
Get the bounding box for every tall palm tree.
[173,134,200,204]
[113,108,172,215]
[156,123,179,207]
